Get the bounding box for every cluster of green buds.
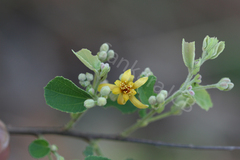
[140,67,154,77]
[182,35,225,75]
[97,43,115,62]
[148,90,168,113]
[216,78,234,91]
[78,72,94,88]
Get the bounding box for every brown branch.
[7,126,240,151]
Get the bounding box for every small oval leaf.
[29,139,50,158]
[72,49,101,73]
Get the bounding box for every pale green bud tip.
[141,67,153,77]
[160,90,168,98]
[109,93,118,101]
[182,39,195,69]
[156,93,165,104]
[100,86,111,96]
[84,99,95,108]
[217,78,234,91]
[148,96,157,105]
[100,63,110,77]
[97,97,107,106]
[88,88,95,95]
[119,73,123,80]
[51,145,58,152]
[176,100,186,109]
[100,43,109,52]
[78,73,86,81]
[86,72,93,81]
[80,81,90,87]
[107,50,115,60]
[98,51,107,61]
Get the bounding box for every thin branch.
[7,126,240,151]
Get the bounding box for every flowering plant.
[5,36,234,160]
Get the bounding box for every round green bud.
[109,93,118,101]
[78,73,86,81]
[156,93,165,104]
[84,99,95,108]
[100,86,111,96]
[148,96,157,105]
[98,51,107,61]
[217,78,234,91]
[80,81,90,87]
[160,90,168,98]
[51,145,58,152]
[100,43,109,52]
[86,72,93,81]
[107,50,115,60]
[97,97,107,106]
[88,88,95,95]
[100,63,110,77]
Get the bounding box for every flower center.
[120,82,132,94]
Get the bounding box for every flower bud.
[193,74,202,83]
[79,81,90,87]
[100,86,111,96]
[156,93,165,104]
[98,51,107,61]
[189,90,195,96]
[160,90,168,98]
[86,72,93,81]
[217,78,234,91]
[109,93,118,101]
[84,99,95,108]
[148,96,157,105]
[88,88,95,96]
[182,39,195,70]
[100,43,109,52]
[97,97,107,106]
[192,58,201,75]
[100,63,110,77]
[51,145,58,152]
[107,50,115,60]
[78,73,86,81]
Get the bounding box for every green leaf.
[137,75,157,107]
[72,49,101,73]
[85,156,111,160]
[193,84,213,111]
[44,76,92,113]
[29,139,50,158]
[83,145,94,157]
[105,99,137,114]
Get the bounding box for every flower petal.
[129,89,137,96]
[112,87,122,94]
[129,95,149,109]
[98,83,117,91]
[133,77,148,89]
[114,80,121,87]
[123,93,129,102]
[117,93,125,105]
[129,75,134,82]
[121,69,131,82]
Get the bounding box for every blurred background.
[1,0,240,159]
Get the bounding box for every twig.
[7,126,240,151]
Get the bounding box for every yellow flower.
[98,69,149,109]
